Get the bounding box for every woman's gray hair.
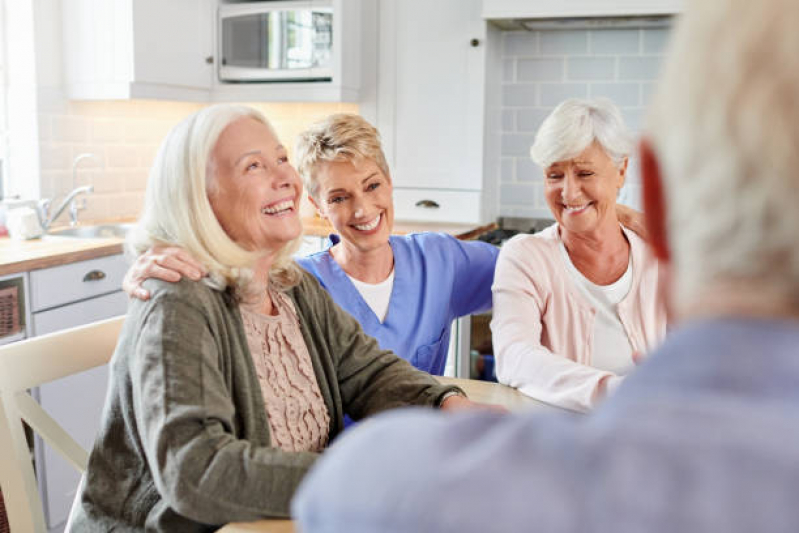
[647,0,799,312]
[530,98,633,170]
[127,104,302,294]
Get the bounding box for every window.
[0,0,8,199]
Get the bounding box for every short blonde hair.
[294,113,390,199]
[647,0,799,311]
[531,98,633,170]
[128,104,302,293]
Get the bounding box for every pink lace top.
[239,288,330,453]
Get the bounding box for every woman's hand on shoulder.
[615,204,648,241]
[440,395,509,414]
[122,246,207,301]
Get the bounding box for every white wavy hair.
[647,0,799,311]
[530,98,633,170]
[128,104,303,294]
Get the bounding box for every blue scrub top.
[296,232,498,376]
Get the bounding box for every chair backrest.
[0,315,124,533]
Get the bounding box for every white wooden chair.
[0,316,124,533]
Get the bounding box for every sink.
[48,223,135,239]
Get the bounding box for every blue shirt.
[296,233,498,375]
[293,318,799,533]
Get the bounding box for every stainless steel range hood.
[491,15,672,32]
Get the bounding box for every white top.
[348,269,395,323]
[559,241,635,376]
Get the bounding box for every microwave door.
[219,7,333,82]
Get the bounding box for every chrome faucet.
[40,185,94,230]
[38,153,98,230]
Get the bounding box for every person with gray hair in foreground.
[292,0,799,531]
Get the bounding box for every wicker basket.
[0,285,21,339]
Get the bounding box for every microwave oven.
[218,1,333,82]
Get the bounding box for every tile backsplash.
[498,26,670,218]
[36,95,357,224]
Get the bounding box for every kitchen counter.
[0,235,125,277]
[0,217,490,277]
[302,216,491,239]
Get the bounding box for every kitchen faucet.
[38,153,97,230]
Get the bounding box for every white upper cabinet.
[367,0,498,224]
[62,0,214,101]
[61,0,363,103]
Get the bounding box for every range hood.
[482,0,682,29]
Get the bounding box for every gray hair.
[530,98,633,170]
[647,0,799,312]
[128,104,302,293]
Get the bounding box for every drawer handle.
[83,270,106,282]
[415,199,440,209]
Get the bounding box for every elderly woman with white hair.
[70,104,473,531]
[491,98,668,412]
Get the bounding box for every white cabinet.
[61,0,366,103]
[366,0,500,224]
[29,253,128,533]
[62,0,214,101]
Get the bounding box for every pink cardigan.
[491,224,667,412]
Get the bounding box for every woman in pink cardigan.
[491,98,667,413]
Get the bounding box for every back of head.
[648,0,799,313]
[530,98,633,170]
[294,113,390,199]
[128,104,301,292]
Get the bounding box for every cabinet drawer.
[30,254,128,312]
[393,188,482,224]
[32,290,127,336]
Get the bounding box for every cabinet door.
[375,0,485,191]
[131,0,213,91]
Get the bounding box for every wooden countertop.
[0,235,125,277]
[302,216,487,238]
[0,217,489,277]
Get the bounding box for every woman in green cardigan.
[71,104,475,532]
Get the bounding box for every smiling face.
[544,142,627,235]
[310,158,394,253]
[207,116,302,255]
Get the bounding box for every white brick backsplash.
[590,30,641,54]
[502,109,515,131]
[643,28,670,54]
[502,84,538,107]
[106,146,139,169]
[541,30,588,55]
[40,145,72,171]
[641,82,658,106]
[503,32,538,56]
[590,82,640,107]
[517,58,564,81]
[540,83,588,106]
[567,57,615,81]
[501,133,537,156]
[86,169,122,194]
[119,170,148,192]
[500,183,537,206]
[503,59,515,82]
[137,145,160,168]
[516,108,550,132]
[501,158,515,182]
[91,120,126,143]
[52,117,89,143]
[516,158,541,182]
[618,56,663,80]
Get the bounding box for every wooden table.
[220,377,552,533]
